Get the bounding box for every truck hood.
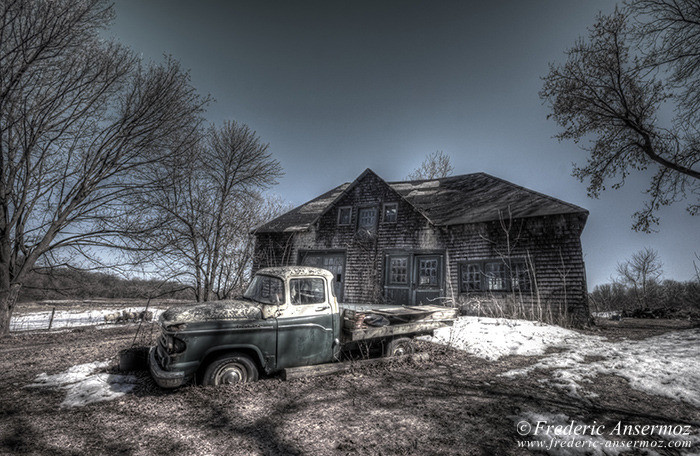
[160,300,263,326]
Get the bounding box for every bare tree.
[632,0,700,125]
[212,194,291,299]
[0,0,206,335]
[541,6,700,232]
[407,151,454,180]
[125,121,284,302]
[616,247,663,309]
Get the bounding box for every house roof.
[254,170,588,233]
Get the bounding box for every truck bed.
[340,304,458,342]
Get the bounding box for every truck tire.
[385,337,415,357]
[202,353,259,386]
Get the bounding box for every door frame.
[384,249,446,306]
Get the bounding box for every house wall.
[443,213,589,325]
[294,171,439,303]
[253,172,590,326]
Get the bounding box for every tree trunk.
[0,283,22,337]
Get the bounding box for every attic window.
[382,202,398,223]
[358,207,377,233]
[337,206,352,226]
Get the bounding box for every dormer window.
[337,206,352,226]
[382,202,398,223]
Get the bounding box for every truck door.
[275,276,335,369]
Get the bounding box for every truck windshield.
[244,275,285,305]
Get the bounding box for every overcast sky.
[111,0,698,289]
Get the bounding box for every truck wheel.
[202,353,259,386]
[385,337,415,357]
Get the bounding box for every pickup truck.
[148,266,457,387]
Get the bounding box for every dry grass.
[0,319,697,455]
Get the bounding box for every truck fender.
[200,344,270,373]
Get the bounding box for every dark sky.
[111,0,698,288]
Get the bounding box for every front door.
[299,251,346,301]
[413,254,443,305]
[384,253,444,306]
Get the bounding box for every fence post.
[48,307,56,330]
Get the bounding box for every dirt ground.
[0,318,698,456]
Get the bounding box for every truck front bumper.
[148,346,190,388]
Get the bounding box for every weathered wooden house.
[253,169,590,325]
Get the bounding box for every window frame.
[337,206,352,226]
[357,206,378,233]
[387,255,409,285]
[382,202,398,224]
[243,274,286,305]
[459,259,531,293]
[460,263,482,292]
[289,277,326,305]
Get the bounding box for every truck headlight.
[166,336,186,354]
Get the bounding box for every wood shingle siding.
[253,169,590,326]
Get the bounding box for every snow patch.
[10,307,163,331]
[425,316,700,407]
[424,316,597,360]
[503,329,700,407]
[27,361,137,407]
[591,311,622,319]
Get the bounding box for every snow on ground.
[27,361,138,408]
[425,316,700,407]
[591,311,622,319]
[425,316,595,361]
[10,307,164,331]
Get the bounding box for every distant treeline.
[589,279,700,314]
[18,269,195,302]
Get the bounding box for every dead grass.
[0,319,697,455]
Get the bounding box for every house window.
[511,262,531,291]
[460,264,482,291]
[289,278,325,305]
[382,203,398,223]
[418,258,438,286]
[459,260,531,293]
[484,262,507,291]
[358,207,377,233]
[388,256,408,284]
[338,206,352,226]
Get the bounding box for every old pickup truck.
[148,266,457,387]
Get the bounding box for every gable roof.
[392,173,588,226]
[254,182,351,233]
[314,168,434,225]
[254,170,588,233]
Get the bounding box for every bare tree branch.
[541,7,700,232]
[0,0,207,335]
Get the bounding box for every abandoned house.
[253,169,590,325]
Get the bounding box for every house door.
[299,251,346,302]
[384,253,444,306]
[413,254,443,305]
